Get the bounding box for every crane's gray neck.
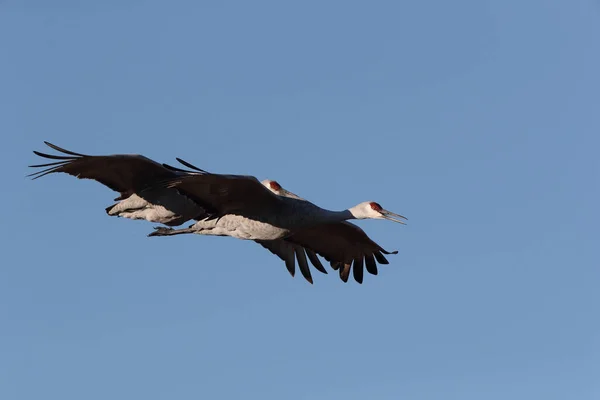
[315,209,355,224]
[282,198,357,227]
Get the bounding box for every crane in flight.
[29,142,406,283]
[151,171,402,283]
[157,160,331,283]
[29,142,334,282]
[144,155,407,283]
[28,141,207,226]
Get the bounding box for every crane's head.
[261,179,305,200]
[350,201,407,224]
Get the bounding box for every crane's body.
[151,177,402,283]
[106,190,202,226]
[149,179,326,240]
[152,214,288,240]
[151,184,360,241]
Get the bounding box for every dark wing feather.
[365,254,378,275]
[29,142,179,199]
[165,174,284,218]
[339,263,351,283]
[305,249,327,275]
[175,158,209,173]
[285,221,398,283]
[294,245,313,284]
[374,251,390,265]
[255,240,295,278]
[255,240,328,283]
[163,157,209,174]
[353,257,364,284]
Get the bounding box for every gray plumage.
[153,174,403,284]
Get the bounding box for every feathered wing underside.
[285,221,398,284]
[164,173,285,218]
[28,141,180,200]
[255,240,327,284]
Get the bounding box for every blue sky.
[1,1,599,399]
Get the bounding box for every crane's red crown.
[269,181,282,191]
[369,202,383,212]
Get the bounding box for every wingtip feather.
[175,158,209,173]
[43,142,88,157]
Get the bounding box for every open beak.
[381,209,408,224]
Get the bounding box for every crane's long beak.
[381,209,408,224]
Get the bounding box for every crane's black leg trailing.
[148,226,197,237]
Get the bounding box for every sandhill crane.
[156,163,328,283]
[151,161,405,283]
[28,142,327,283]
[157,170,406,243]
[28,142,206,226]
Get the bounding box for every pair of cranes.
[29,142,407,284]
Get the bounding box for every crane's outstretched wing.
[285,222,398,284]
[256,240,327,284]
[164,173,284,218]
[28,142,181,200]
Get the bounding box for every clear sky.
[1,1,598,399]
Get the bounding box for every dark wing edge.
[28,141,184,200]
[28,141,90,180]
[255,240,328,284]
[286,222,399,284]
